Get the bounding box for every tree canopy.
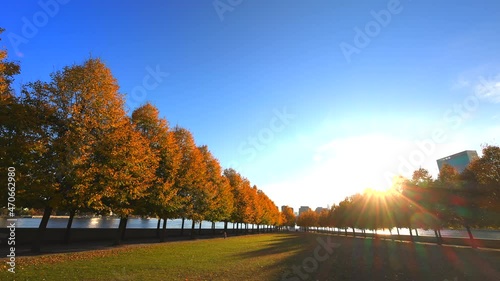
[0,27,281,237]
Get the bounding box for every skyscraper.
[281,205,294,214]
[298,206,311,216]
[315,207,325,214]
[436,150,479,173]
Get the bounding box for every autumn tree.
[131,103,181,241]
[7,75,70,251]
[454,145,500,243]
[24,59,159,248]
[224,168,253,233]
[15,81,63,252]
[318,209,330,230]
[468,145,500,224]
[281,206,296,228]
[296,209,318,232]
[0,28,20,97]
[411,167,433,187]
[172,127,207,236]
[0,27,21,208]
[65,59,157,244]
[257,190,279,232]
[433,164,485,247]
[437,164,460,188]
[198,145,234,234]
[249,186,262,232]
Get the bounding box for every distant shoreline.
[0,215,114,219]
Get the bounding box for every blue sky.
[3,0,500,211]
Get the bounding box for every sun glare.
[363,176,403,194]
[366,185,392,193]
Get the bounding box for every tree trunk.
[181,218,185,236]
[344,228,347,236]
[160,218,167,242]
[434,229,441,245]
[115,218,124,245]
[122,217,128,240]
[198,221,202,235]
[224,221,228,232]
[352,228,356,237]
[31,206,52,253]
[257,224,260,233]
[397,228,401,240]
[465,225,476,248]
[190,220,196,238]
[156,218,161,238]
[64,209,76,244]
[409,227,414,242]
[415,228,419,237]
[114,216,128,245]
[212,221,216,235]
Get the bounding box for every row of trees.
[0,28,282,251]
[296,145,500,246]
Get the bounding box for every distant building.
[298,206,311,216]
[315,207,325,214]
[436,150,479,174]
[281,205,293,214]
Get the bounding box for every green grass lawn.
[1,233,500,280]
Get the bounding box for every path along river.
[1,217,499,240]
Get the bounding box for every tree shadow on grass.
[232,232,341,280]
[232,232,500,281]
[236,233,307,258]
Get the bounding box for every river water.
[0,217,245,230]
[1,217,499,240]
[343,227,500,240]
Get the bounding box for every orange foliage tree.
[131,103,181,241]
[172,126,207,235]
[0,39,280,247]
[199,145,234,234]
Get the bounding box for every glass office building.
[436,150,479,173]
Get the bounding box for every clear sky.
[3,0,500,211]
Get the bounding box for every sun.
[365,185,393,192]
[363,176,404,194]
[363,186,392,196]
